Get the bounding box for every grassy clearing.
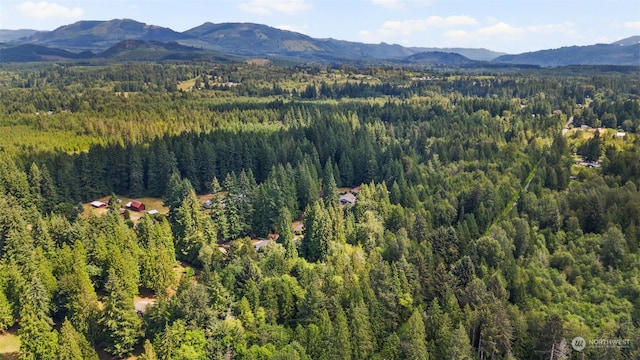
[0,328,20,360]
[197,193,217,203]
[81,195,170,221]
[177,77,197,91]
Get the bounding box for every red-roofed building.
[127,200,145,212]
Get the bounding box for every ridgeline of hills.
[494,38,640,67]
[0,19,638,66]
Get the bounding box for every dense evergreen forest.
[0,61,639,359]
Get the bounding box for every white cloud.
[380,19,428,35]
[526,22,574,34]
[375,15,477,36]
[372,0,405,9]
[426,15,477,27]
[623,21,640,30]
[239,0,311,15]
[442,21,579,52]
[362,16,591,52]
[371,0,432,8]
[443,23,526,45]
[18,1,83,19]
[477,22,524,36]
[444,29,473,40]
[360,15,477,43]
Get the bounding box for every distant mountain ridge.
[0,44,88,62]
[612,36,640,46]
[0,29,38,43]
[1,19,505,62]
[96,39,236,62]
[1,19,638,66]
[494,39,640,67]
[0,40,238,63]
[19,19,191,52]
[401,51,475,66]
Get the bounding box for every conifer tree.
[138,215,175,295]
[398,309,429,360]
[0,288,12,332]
[334,307,352,360]
[128,147,145,197]
[174,189,217,264]
[425,298,453,360]
[139,339,158,360]
[449,323,473,360]
[349,299,376,360]
[58,319,98,360]
[317,310,335,359]
[55,242,100,341]
[165,173,193,218]
[379,332,401,360]
[322,159,339,208]
[276,206,297,259]
[224,172,247,239]
[301,201,332,262]
[18,304,58,360]
[155,320,207,360]
[27,163,44,210]
[147,141,177,197]
[99,270,140,358]
[210,177,230,241]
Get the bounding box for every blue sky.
[2,0,639,53]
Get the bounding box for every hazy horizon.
[2,0,639,53]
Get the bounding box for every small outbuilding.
[90,201,106,208]
[254,239,274,251]
[339,193,357,206]
[126,200,146,212]
[135,299,155,315]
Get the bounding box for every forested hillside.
[0,61,639,359]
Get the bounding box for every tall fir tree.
[210,177,230,241]
[276,206,297,259]
[334,307,352,360]
[448,323,473,360]
[139,339,158,360]
[301,201,332,262]
[58,319,98,360]
[18,304,58,360]
[322,159,339,208]
[99,270,140,358]
[398,309,429,360]
[128,147,145,197]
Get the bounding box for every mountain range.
[1,19,638,67]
